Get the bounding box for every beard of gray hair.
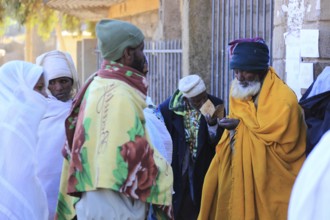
[231,78,261,101]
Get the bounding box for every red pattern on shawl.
[99,60,148,95]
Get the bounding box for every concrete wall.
[181,0,213,89]
[161,0,182,40]
[79,38,98,83]
[108,0,181,41]
[114,10,159,40]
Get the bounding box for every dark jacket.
[159,94,224,219]
[300,85,330,155]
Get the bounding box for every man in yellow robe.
[198,38,306,220]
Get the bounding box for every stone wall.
[274,0,330,99]
[113,2,181,41]
[181,0,213,85]
[117,10,160,40]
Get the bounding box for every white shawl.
[288,130,330,220]
[0,61,48,220]
[36,97,71,220]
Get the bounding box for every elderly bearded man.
[198,38,306,220]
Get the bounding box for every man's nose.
[54,82,63,91]
[236,72,244,81]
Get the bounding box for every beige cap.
[179,74,206,98]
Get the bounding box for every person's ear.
[122,47,133,65]
[123,47,134,62]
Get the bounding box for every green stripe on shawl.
[169,89,186,116]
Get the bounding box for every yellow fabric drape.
[198,67,306,220]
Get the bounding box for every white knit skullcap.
[179,74,206,98]
[36,50,80,93]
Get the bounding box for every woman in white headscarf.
[0,60,48,220]
[36,50,80,220]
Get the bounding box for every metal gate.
[96,40,182,106]
[210,0,274,110]
[144,40,182,105]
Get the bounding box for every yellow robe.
[198,67,306,220]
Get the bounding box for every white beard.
[231,78,261,100]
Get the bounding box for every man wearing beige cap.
[157,74,225,220]
[55,19,173,219]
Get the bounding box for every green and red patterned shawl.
[55,61,173,220]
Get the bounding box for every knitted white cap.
[179,74,206,98]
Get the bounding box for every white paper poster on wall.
[300,29,319,58]
[285,33,301,60]
[299,63,314,89]
[287,63,302,99]
[284,33,302,99]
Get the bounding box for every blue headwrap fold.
[229,38,269,71]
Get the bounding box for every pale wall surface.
[274,0,330,98]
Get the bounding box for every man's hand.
[217,117,240,130]
[205,113,218,126]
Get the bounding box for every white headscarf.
[0,60,46,121]
[36,50,80,96]
[307,66,330,98]
[0,61,48,219]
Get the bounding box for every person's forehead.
[50,76,72,81]
[188,91,207,100]
[235,69,258,75]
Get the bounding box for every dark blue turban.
[229,38,269,71]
